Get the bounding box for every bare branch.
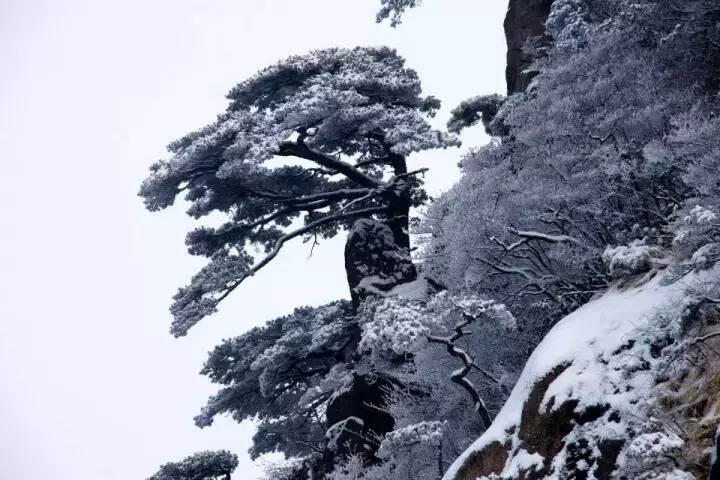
[686,331,720,346]
[283,188,372,206]
[213,206,388,304]
[508,227,585,247]
[427,312,493,428]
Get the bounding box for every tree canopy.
[147,451,238,480]
[195,301,356,460]
[139,46,458,337]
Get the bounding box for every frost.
[147,450,238,480]
[627,432,684,460]
[687,206,717,225]
[326,417,365,451]
[377,421,444,459]
[359,297,429,356]
[375,0,422,27]
[546,0,590,49]
[691,243,720,272]
[141,46,458,335]
[603,239,661,279]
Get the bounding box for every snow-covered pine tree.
[141,46,461,479]
[147,451,238,480]
[139,46,458,337]
[193,301,359,461]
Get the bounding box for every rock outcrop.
[444,266,720,480]
[344,219,417,307]
[504,0,553,93]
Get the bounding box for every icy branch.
[427,311,493,428]
[508,227,584,247]
[215,206,387,303]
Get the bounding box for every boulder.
[504,0,553,93]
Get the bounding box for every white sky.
[0,1,507,478]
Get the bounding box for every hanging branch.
[427,311,493,428]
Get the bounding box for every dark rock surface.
[450,363,624,480]
[504,0,554,93]
[344,219,417,306]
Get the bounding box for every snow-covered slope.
[444,265,720,480]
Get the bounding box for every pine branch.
[213,206,388,304]
[278,140,383,189]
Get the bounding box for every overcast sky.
[0,1,507,478]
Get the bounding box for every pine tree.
[147,451,238,480]
[139,46,457,337]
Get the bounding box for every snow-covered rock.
[443,265,720,480]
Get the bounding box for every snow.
[359,298,429,356]
[325,416,365,451]
[691,243,720,272]
[627,432,684,461]
[602,239,661,279]
[503,449,544,478]
[687,205,717,225]
[443,264,720,480]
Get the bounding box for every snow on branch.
[427,310,494,428]
[171,206,386,336]
[147,450,238,480]
[508,227,585,247]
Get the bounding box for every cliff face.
[504,0,553,93]
[444,266,720,480]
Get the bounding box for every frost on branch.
[546,0,590,49]
[602,239,662,279]
[377,421,444,459]
[447,95,505,135]
[139,46,458,335]
[194,301,355,460]
[627,432,685,462]
[358,292,515,429]
[169,250,253,336]
[376,0,422,27]
[325,416,366,451]
[673,206,720,262]
[358,297,429,357]
[620,432,690,480]
[430,292,517,332]
[146,450,238,480]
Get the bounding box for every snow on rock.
[378,421,444,459]
[344,219,417,305]
[443,264,720,480]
